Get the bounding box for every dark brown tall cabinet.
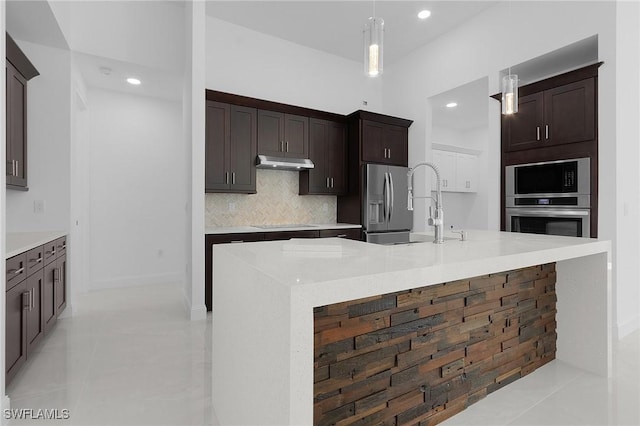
[5,235,67,385]
[337,111,413,226]
[299,118,346,195]
[205,101,257,193]
[5,34,39,191]
[497,63,601,236]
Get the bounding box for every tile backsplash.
[205,170,337,227]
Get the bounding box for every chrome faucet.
[407,162,444,244]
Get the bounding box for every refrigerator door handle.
[383,172,390,224]
[388,171,394,222]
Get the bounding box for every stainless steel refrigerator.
[363,164,413,244]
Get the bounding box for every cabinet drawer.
[318,228,362,240]
[207,233,265,245]
[54,236,67,258]
[6,253,27,290]
[43,240,58,265]
[266,230,320,240]
[25,246,44,276]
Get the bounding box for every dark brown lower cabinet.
[5,235,67,385]
[43,262,57,335]
[5,280,27,385]
[205,228,361,310]
[25,272,44,354]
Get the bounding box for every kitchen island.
[212,231,611,425]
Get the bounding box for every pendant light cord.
[508,0,512,77]
[373,0,376,19]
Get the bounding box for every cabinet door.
[431,150,456,192]
[6,61,28,189]
[205,101,231,192]
[383,125,408,166]
[305,118,331,193]
[326,121,347,194]
[257,110,285,157]
[229,105,257,193]
[544,78,595,146]
[503,92,544,152]
[284,114,309,158]
[455,154,478,193]
[26,271,44,355]
[6,281,27,384]
[43,262,57,334]
[361,120,387,163]
[55,255,67,316]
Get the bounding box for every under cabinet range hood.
[255,155,314,171]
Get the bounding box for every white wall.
[205,16,382,115]
[5,40,71,233]
[86,88,186,291]
[431,126,489,231]
[383,1,638,338]
[185,0,207,321]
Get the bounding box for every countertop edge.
[6,231,67,259]
[205,223,361,235]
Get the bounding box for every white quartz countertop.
[213,230,610,306]
[6,231,66,259]
[205,223,361,234]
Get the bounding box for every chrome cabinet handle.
[8,267,25,275]
[388,148,391,159]
[30,289,34,311]
[286,141,289,152]
[15,160,18,177]
[29,256,43,264]
[232,172,236,185]
[225,172,229,184]
[331,177,334,188]
[545,125,549,140]
[536,126,541,141]
[54,267,60,283]
[336,234,347,238]
[326,177,330,188]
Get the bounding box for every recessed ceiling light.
[126,77,141,85]
[418,10,431,20]
[446,102,458,108]
[99,66,112,76]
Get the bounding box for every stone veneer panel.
[313,263,557,426]
[205,170,337,227]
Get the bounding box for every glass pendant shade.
[364,17,384,77]
[501,74,519,114]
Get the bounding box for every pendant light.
[501,73,518,114]
[363,1,383,77]
[501,0,518,115]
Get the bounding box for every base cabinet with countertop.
[204,225,361,311]
[5,233,67,385]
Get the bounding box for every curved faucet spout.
[407,162,445,244]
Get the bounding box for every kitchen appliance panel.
[363,164,388,233]
[387,165,413,232]
[506,207,590,238]
[363,164,413,242]
[506,157,590,197]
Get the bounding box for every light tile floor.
[5,283,640,425]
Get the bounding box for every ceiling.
[206,1,499,65]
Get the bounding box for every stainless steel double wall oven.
[505,158,591,238]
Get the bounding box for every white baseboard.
[90,272,183,290]
[617,315,640,340]
[182,290,207,321]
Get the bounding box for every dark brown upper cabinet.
[299,118,346,195]
[6,34,39,191]
[257,110,309,158]
[360,118,409,167]
[503,77,596,153]
[205,101,257,194]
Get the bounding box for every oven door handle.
[506,208,590,217]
